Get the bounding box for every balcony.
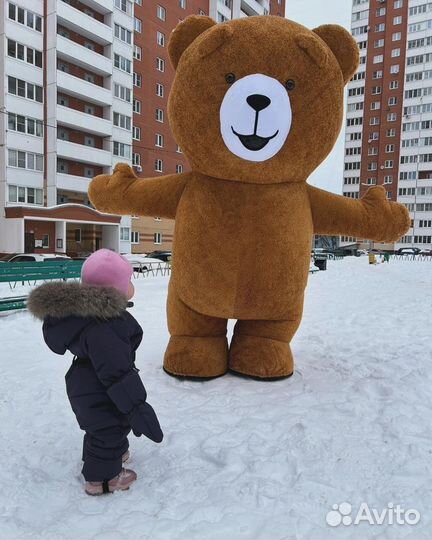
[57,71,112,106]
[57,35,112,76]
[57,140,112,166]
[241,0,266,16]
[57,105,113,137]
[57,1,112,45]
[56,173,91,194]
[71,0,113,15]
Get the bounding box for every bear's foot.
[229,334,294,380]
[164,336,228,379]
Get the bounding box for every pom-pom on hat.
[81,249,133,296]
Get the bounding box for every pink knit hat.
[81,249,133,296]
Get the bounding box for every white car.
[0,253,71,263]
[121,253,167,273]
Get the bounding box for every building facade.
[131,0,285,254]
[343,0,432,251]
[1,0,285,256]
[1,0,134,256]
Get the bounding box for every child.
[28,249,163,496]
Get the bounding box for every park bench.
[0,260,84,312]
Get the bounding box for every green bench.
[0,260,84,312]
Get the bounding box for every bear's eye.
[285,79,296,91]
[225,73,236,84]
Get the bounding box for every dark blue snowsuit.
[27,282,163,482]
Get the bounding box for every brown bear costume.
[89,16,410,380]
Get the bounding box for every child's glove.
[107,368,163,443]
[129,403,163,443]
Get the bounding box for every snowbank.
[0,257,431,540]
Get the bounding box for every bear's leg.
[164,282,228,379]
[228,314,303,380]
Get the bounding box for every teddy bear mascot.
[88,15,410,380]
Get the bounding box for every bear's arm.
[88,164,189,219]
[307,184,410,242]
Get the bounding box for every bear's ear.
[295,33,329,68]
[196,23,234,59]
[168,15,216,69]
[313,24,360,84]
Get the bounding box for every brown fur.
[88,15,410,379]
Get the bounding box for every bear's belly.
[172,179,313,320]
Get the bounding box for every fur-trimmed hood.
[27,281,128,320]
[28,281,141,357]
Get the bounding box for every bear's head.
[168,15,359,184]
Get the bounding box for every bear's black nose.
[246,94,271,112]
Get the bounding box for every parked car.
[395,247,421,255]
[145,250,172,262]
[419,249,432,256]
[122,253,166,272]
[0,253,71,263]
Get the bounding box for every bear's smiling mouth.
[231,127,279,151]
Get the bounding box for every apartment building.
[131,0,285,253]
[343,0,432,251]
[1,0,134,256]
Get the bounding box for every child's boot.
[85,468,137,496]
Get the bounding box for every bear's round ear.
[313,24,360,84]
[168,15,216,69]
[295,34,329,68]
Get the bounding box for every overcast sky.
[285,0,352,193]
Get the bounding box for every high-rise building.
[131,0,286,254]
[0,0,135,256]
[0,0,286,257]
[343,0,432,251]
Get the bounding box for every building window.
[132,153,141,166]
[156,83,164,97]
[155,133,164,147]
[389,80,399,90]
[114,83,131,103]
[84,167,95,178]
[373,55,384,64]
[57,160,69,173]
[392,32,401,41]
[375,23,385,32]
[387,112,397,122]
[8,77,43,103]
[134,18,142,33]
[75,228,82,243]
[114,112,131,130]
[133,45,142,60]
[115,24,132,45]
[390,65,400,74]
[155,159,163,172]
[114,53,131,74]
[7,40,42,67]
[391,48,401,58]
[8,113,43,137]
[374,39,384,48]
[385,160,393,168]
[154,232,162,244]
[8,149,43,171]
[373,70,383,80]
[179,0,186,8]
[376,7,386,16]
[393,16,402,25]
[133,72,142,87]
[155,108,164,122]
[113,142,131,159]
[386,144,395,153]
[394,0,403,8]
[156,57,165,72]
[84,136,95,147]
[372,86,382,95]
[85,105,95,115]
[157,32,165,48]
[8,3,42,32]
[8,184,43,205]
[368,163,378,171]
[388,97,397,106]
[370,117,380,126]
[133,99,141,113]
[176,144,182,153]
[131,231,140,244]
[157,5,166,20]
[115,0,132,15]
[133,126,141,140]
[371,101,381,110]
[120,227,130,241]
[368,147,378,156]
[84,73,95,83]
[176,164,183,173]
[384,175,393,184]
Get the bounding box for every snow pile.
[0,257,431,540]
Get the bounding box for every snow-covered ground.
[0,257,431,540]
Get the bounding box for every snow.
[0,257,431,540]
